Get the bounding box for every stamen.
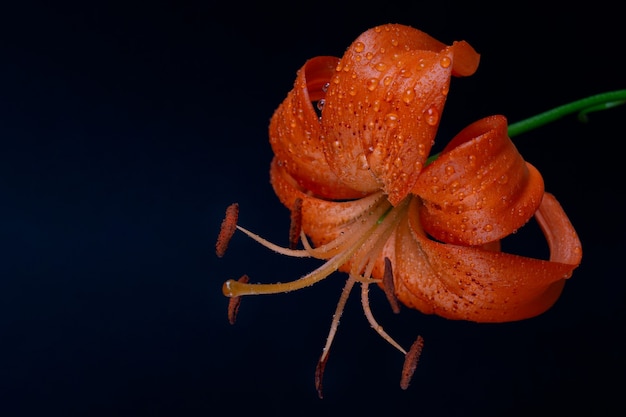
[289,198,303,249]
[361,281,407,355]
[223,200,391,298]
[236,225,311,257]
[383,257,401,314]
[222,224,376,297]
[400,335,424,390]
[227,275,249,325]
[315,353,328,399]
[316,275,357,399]
[216,203,239,258]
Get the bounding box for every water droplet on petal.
[445,165,455,175]
[384,113,399,128]
[425,107,439,126]
[366,78,379,91]
[316,99,325,111]
[374,62,388,72]
[354,41,365,53]
[483,224,493,232]
[322,82,330,93]
[402,88,415,104]
[440,56,451,68]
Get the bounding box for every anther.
[289,198,303,250]
[227,274,249,325]
[315,353,329,399]
[382,257,401,314]
[400,335,424,390]
[216,203,239,258]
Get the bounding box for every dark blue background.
[2,1,624,416]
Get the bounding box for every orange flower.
[218,24,582,395]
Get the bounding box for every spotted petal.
[413,115,545,245]
[269,56,365,200]
[389,195,581,322]
[320,24,480,205]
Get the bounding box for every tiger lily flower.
[217,23,582,396]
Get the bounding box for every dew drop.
[354,41,365,53]
[365,51,374,60]
[402,88,415,104]
[383,76,392,86]
[445,165,455,175]
[316,99,325,111]
[440,56,451,68]
[366,78,379,91]
[483,224,493,232]
[384,113,399,128]
[498,174,508,184]
[425,106,439,126]
[374,62,388,72]
[391,38,399,46]
[322,82,330,93]
[372,100,381,112]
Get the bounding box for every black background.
[2,1,624,416]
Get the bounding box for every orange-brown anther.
[227,275,249,325]
[383,257,401,314]
[216,203,239,258]
[401,335,424,390]
[289,198,303,250]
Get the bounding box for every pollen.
[216,203,239,258]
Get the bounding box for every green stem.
[426,88,625,166]
[507,89,626,137]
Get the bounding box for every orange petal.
[320,24,480,205]
[270,158,382,246]
[413,115,545,245]
[269,56,365,200]
[389,197,580,322]
[535,192,582,267]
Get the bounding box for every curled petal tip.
[450,40,480,77]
